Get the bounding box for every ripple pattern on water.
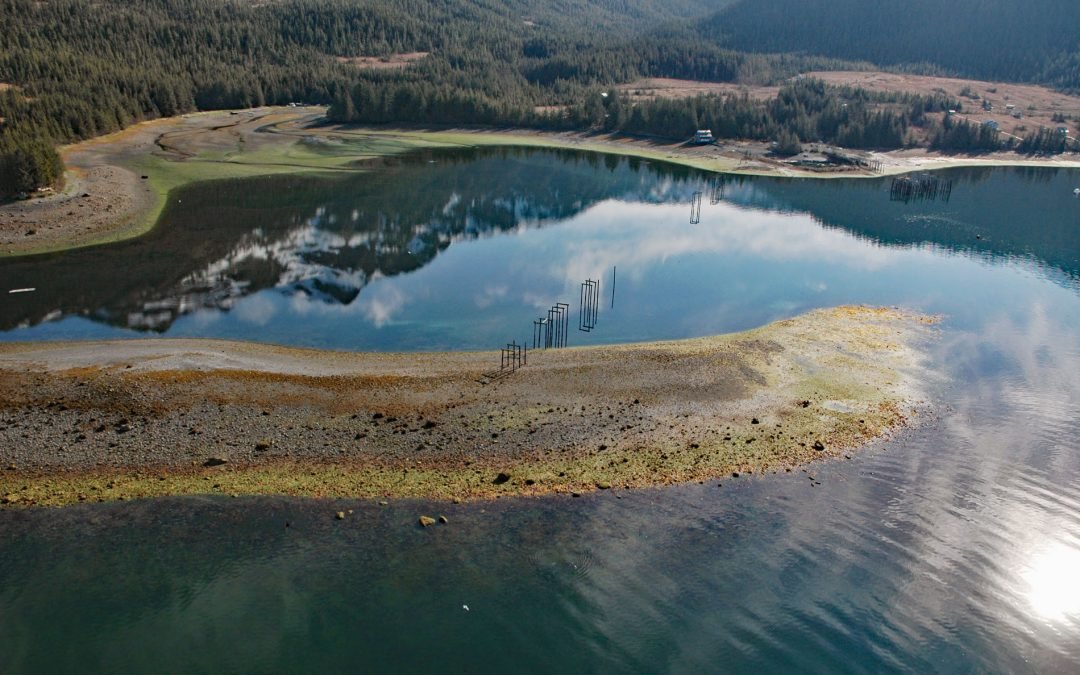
[2,159,1080,672]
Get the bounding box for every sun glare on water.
[1023,543,1080,622]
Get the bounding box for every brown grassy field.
[615,77,780,102]
[334,52,430,70]
[808,71,1079,141]
[617,72,1080,143]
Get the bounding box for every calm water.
[1,149,1079,672]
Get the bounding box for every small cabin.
[982,120,999,130]
[693,129,714,144]
[1057,126,1070,136]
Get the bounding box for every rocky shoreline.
[0,306,937,507]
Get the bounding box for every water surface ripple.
[1,151,1079,671]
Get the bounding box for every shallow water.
[1,149,1079,671]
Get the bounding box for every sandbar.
[0,305,937,507]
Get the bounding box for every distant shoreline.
[2,105,1079,258]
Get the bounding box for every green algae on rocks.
[0,306,938,507]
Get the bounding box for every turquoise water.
[1,149,1079,672]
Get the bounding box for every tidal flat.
[0,306,935,506]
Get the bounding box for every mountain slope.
[704,0,1080,88]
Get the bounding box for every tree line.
[706,0,1080,92]
[2,0,1078,196]
[328,76,976,153]
[0,0,829,195]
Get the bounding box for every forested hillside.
[1,0,1078,196]
[707,0,1080,90]
[0,0,827,194]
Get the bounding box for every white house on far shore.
[693,129,714,144]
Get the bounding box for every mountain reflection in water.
[1,148,1078,350]
[0,149,698,336]
[2,148,1080,672]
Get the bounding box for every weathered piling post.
[690,191,703,224]
[711,178,725,204]
[556,302,569,347]
[579,279,599,331]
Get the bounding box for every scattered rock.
[438,515,448,524]
[419,515,436,527]
[335,511,345,520]
[492,471,511,485]
[800,400,811,408]
[732,471,740,478]
[378,500,388,506]
[596,481,612,490]
[203,457,228,467]
[812,440,826,452]
[422,420,437,429]
[372,412,384,420]
[751,417,760,424]
[571,491,582,498]
[254,439,272,451]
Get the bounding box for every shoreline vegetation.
[2,106,1079,258]
[0,306,938,508]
